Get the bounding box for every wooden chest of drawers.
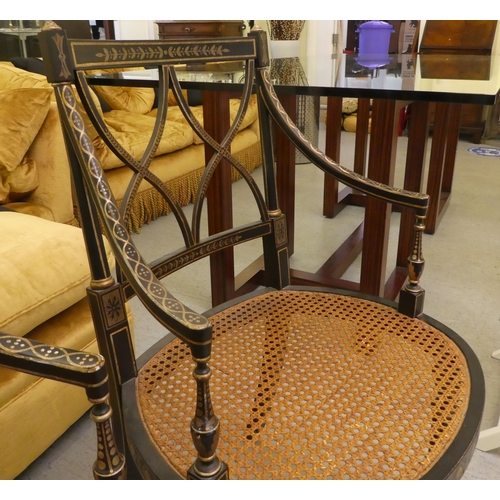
[156,21,245,40]
[428,102,486,144]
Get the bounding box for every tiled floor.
[18,125,500,480]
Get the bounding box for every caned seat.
[0,23,484,480]
[134,291,474,480]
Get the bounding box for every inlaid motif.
[50,33,71,78]
[95,44,230,63]
[0,333,101,370]
[274,217,287,246]
[103,289,126,328]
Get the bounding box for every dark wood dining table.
[87,49,500,307]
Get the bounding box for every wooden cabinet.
[420,21,497,143]
[419,20,497,55]
[156,21,245,40]
[427,102,485,144]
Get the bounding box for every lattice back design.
[39,27,288,343]
[77,65,266,236]
[75,51,269,278]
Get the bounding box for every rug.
[467,146,500,157]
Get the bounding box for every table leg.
[396,101,430,268]
[425,102,461,234]
[360,99,399,297]
[442,104,461,196]
[203,90,235,307]
[353,98,371,178]
[323,97,371,218]
[323,97,343,218]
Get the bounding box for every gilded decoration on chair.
[153,235,245,276]
[50,33,72,79]
[96,45,231,63]
[103,289,126,328]
[57,83,210,334]
[274,217,287,246]
[68,39,257,68]
[0,333,102,370]
[92,403,127,480]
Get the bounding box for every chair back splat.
[0,21,483,479]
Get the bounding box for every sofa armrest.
[24,101,75,224]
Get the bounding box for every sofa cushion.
[0,156,39,205]
[0,63,52,174]
[9,56,114,113]
[9,56,46,76]
[0,212,111,337]
[94,110,194,171]
[148,95,259,145]
[88,67,155,115]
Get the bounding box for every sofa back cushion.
[150,95,259,145]
[88,67,155,115]
[0,156,38,205]
[94,110,194,171]
[0,63,52,204]
[0,63,52,171]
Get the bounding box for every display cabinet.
[0,20,43,60]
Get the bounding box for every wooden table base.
[207,89,462,308]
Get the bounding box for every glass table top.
[87,52,500,105]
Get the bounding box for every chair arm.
[52,83,212,354]
[257,69,429,217]
[0,331,106,394]
[0,330,126,479]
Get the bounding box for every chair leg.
[89,398,127,479]
[398,214,426,317]
[186,359,230,480]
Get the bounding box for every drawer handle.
[183,26,193,33]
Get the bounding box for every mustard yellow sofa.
[4,60,262,234]
[0,62,134,479]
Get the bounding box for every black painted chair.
[0,23,484,480]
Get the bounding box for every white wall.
[112,20,340,87]
[113,20,158,40]
[305,20,340,86]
